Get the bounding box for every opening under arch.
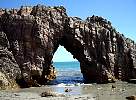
[52,46,84,84]
[53,46,78,62]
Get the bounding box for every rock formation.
[0,31,21,89]
[0,5,136,89]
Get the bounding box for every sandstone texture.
[0,5,136,89]
[0,31,21,89]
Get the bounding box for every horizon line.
[53,61,79,63]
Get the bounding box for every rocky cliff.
[0,5,136,89]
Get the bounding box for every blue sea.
[52,61,84,84]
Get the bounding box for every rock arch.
[0,5,136,88]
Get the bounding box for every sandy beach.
[0,81,136,100]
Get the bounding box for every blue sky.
[0,0,136,62]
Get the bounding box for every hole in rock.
[52,46,84,85]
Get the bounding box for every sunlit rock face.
[63,16,136,83]
[0,5,67,87]
[0,5,136,89]
[0,31,21,89]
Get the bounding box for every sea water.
[4,62,136,100]
[52,61,84,84]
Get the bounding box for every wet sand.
[0,81,136,100]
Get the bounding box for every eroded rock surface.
[0,31,21,89]
[0,5,136,89]
[63,16,136,83]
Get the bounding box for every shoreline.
[0,81,136,100]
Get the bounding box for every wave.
[56,83,92,87]
[51,61,83,85]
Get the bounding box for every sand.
[0,81,136,100]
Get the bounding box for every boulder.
[40,91,65,97]
[126,96,136,100]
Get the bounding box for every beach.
[1,62,136,100]
[0,2,136,100]
[0,81,136,100]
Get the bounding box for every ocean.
[52,61,84,84]
[2,62,136,100]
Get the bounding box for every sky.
[0,0,136,62]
